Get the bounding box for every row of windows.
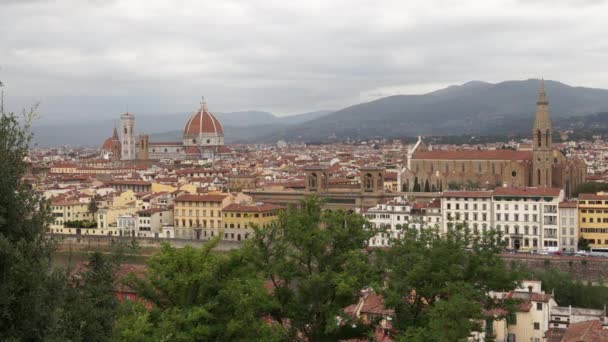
[496,225,539,236]
[581,217,608,223]
[581,228,608,234]
[369,214,412,221]
[177,201,221,208]
[180,209,217,217]
[223,223,271,229]
[447,203,489,210]
[447,212,489,221]
[176,219,221,228]
[583,238,608,244]
[223,212,275,218]
[580,200,608,205]
[581,209,608,214]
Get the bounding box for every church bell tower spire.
[532,79,553,187]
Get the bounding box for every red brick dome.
[101,137,114,150]
[184,100,224,136]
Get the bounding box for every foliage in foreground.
[114,239,283,341]
[248,197,379,341]
[0,110,120,341]
[379,223,521,342]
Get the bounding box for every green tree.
[0,108,66,340]
[114,238,282,341]
[53,252,119,341]
[413,177,421,192]
[578,237,590,251]
[379,223,520,341]
[248,196,379,341]
[88,194,100,215]
[0,108,120,341]
[574,181,608,197]
[424,179,430,192]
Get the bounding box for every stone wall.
[502,253,608,284]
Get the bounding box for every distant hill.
[30,79,608,147]
[31,109,333,147]
[255,79,608,142]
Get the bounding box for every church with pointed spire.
[401,80,586,197]
[100,97,230,162]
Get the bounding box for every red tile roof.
[562,320,608,342]
[493,187,562,197]
[223,203,283,213]
[442,191,493,198]
[412,150,532,161]
[559,201,577,208]
[579,193,608,200]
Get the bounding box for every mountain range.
[31,79,608,147]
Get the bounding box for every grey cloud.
[1,0,607,122]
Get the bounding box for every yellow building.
[173,193,233,240]
[96,206,137,236]
[222,203,282,241]
[578,192,608,249]
[49,199,94,234]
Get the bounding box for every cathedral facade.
[101,98,230,162]
[401,81,586,197]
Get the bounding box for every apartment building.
[136,208,174,238]
[222,203,282,241]
[440,188,566,251]
[49,199,94,234]
[364,196,441,247]
[578,192,608,250]
[559,201,579,252]
[173,193,233,240]
[442,191,493,234]
[493,188,564,252]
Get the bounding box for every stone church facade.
[401,81,586,198]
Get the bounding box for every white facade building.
[440,188,570,252]
[493,187,564,252]
[364,196,441,247]
[442,191,493,235]
[559,201,579,252]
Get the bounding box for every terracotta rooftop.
[412,149,532,161]
[579,193,608,201]
[442,191,493,198]
[223,203,283,213]
[562,320,608,342]
[493,187,562,197]
[559,201,578,208]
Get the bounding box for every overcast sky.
[1,0,607,123]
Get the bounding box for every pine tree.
[424,179,431,192]
[413,177,421,192]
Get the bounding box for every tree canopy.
[378,223,521,341]
[247,196,380,341]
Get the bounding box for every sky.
[1,0,608,123]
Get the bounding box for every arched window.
[537,169,541,185]
[537,130,542,147]
[546,129,550,147]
